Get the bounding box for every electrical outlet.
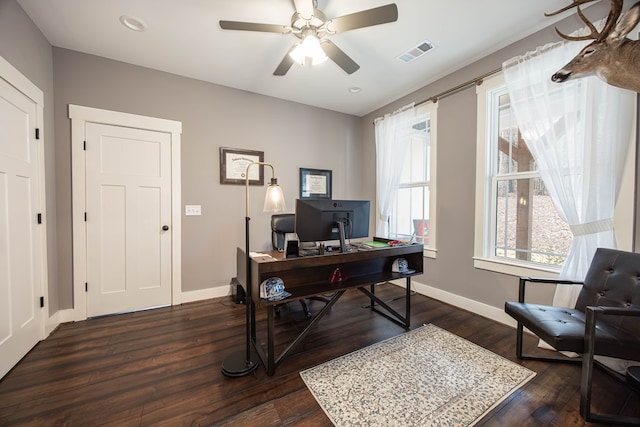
[185,205,201,216]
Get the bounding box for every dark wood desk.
[237,242,424,375]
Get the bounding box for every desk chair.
[271,213,329,319]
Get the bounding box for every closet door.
[0,63,45,379]
[85,123,172,317]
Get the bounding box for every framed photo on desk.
[300,168,332,199]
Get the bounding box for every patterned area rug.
[300,324,535,426]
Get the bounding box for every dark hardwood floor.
[1,283,638,426]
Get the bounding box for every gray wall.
[0,0,59,314]
[360,1,636,308]
[3,0,636,316]
[52,48,363,308]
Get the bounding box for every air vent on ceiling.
[398,40,434,63]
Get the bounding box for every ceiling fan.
[219,0,398,76]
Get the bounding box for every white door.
[85,123,172,317]
[0,66,45,378]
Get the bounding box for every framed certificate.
[220,147,264,185]
[300,168,332,199]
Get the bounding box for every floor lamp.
[221,161,286,377]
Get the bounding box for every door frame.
[69,105,182,321]
[0,55,47,338]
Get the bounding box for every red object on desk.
[330,267,347,282]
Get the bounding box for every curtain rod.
[416,67,502,106]
[373,67,502,124]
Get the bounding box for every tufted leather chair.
[505,248,640,425]
[271,214,329,319]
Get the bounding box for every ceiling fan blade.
[274,47,296,76]
[219,20,290,34]
[321,40,360,74]
[327,4,398,33]
[292,0,315,20]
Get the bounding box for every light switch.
[185,205,201,216]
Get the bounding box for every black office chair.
[505,248,640,425]
[271,213,296,256]
[271,214,329,319]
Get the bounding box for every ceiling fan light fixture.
[220,2,398,76]
[289,34,327,66]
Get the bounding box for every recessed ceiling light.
[348,87,362,94]
[119,15,147,32]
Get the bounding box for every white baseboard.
[180,285,230,304]
[56,308,77,324]
[390,279,517,328]
[50,282,516,331]
[46,285,231,328]
[45,308,75,335]
[45,312,60,336]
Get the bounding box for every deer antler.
[545,0,623,42]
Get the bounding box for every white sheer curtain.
[374,104,418,237]
[503,42,635,309]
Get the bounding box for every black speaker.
[231,277,246,304]
[285,239,299,258]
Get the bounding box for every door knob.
[162,225,169,231]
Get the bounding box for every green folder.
[363,241,390,248]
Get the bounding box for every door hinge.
[40,296,44,308]
[85,283,88,292]
[37,213,42,224]
[84,212,87,222]
[83,140,86,150]
[35,128,40,140]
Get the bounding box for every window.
[475,74,571,274]
[475,74,635,276]
[389,103,437,257]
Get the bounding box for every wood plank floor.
[1,283,638,426]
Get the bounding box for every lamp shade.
[263,179,286,213]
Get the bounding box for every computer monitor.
[295,199,370,252]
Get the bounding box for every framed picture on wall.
[300,168,332,199]
[220,147,264,185]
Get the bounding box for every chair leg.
[299,299,311,319]
[513,321,580,363]
[299,296,331,319]
[628,367,640,393]
[516,322,524,359]
[579,337,595,420]
[580,307,640,426]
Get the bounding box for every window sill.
[473,257,560,278]
[423,247,437,259]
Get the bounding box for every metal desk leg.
[267,304,275,376]
[406,277,411,329]
[370,282,375,311]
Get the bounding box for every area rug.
[300,324,535,427]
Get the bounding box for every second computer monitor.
[295,199,370,250]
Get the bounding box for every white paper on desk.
[249,252,276,261]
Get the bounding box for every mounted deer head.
[546,0,640,92]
